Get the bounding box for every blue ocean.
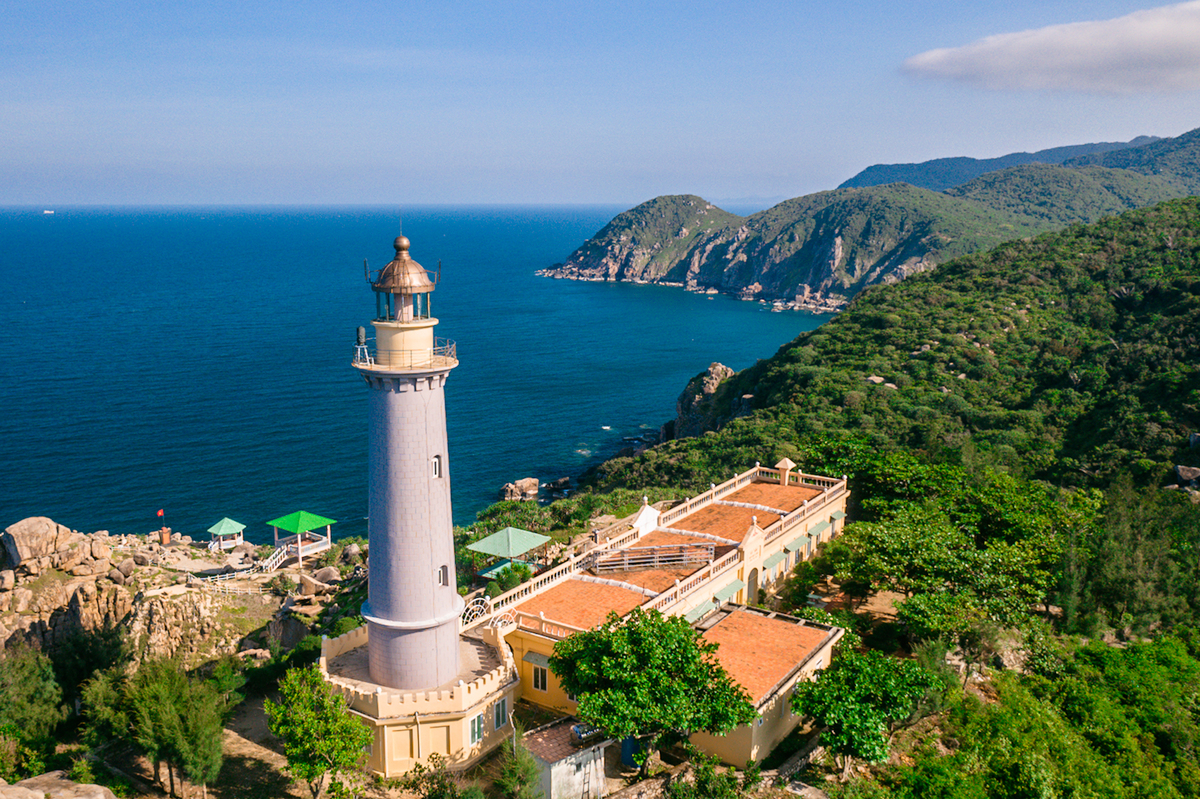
[0,206,830,543]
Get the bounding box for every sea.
[0,206,831,544]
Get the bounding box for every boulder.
[1176,464,1200,484]
[12,588,32,613]
[298,574,332,596]
[502,477,540,501]
[2,517,83,572]
[342,542,362,561]
[231,543,255,556]
[68,563,94,577]
[131,551,151,566]
[10,770,118,798]
[313,566,341,584]
[54,545,86,572]
[0,570,13,592]
[90,540,111,561]
[117,558,136,578]
[107,569,125,586]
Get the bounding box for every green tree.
[792,651,940,778]
[0,643,67,745]
[549,608,756,777]
[494,728,542,799]
[265,665,373,799]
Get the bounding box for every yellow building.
[320,457,849,774]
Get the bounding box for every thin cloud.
[903,1,1200,93]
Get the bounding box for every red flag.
[157,509,164,518]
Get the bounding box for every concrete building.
[319,232,850,777]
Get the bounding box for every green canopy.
[207,517,245,536]
[267,510,337,534]
[467,526,550,559]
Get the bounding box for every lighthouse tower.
[353,235,463,690]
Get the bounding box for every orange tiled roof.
[702,609,830,705]
[636,529,714,548]
[515,577,647,630]
[669,503,779,543]
[726,481,823,513]
[601,566,701,593]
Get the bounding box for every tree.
[549,608,756,776]
[265,665,373,799]
[792,651,940,778]
[494,728,542,799]
[84,658,227,798]
[0,643,67,745]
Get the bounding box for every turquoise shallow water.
[0,206,830,542]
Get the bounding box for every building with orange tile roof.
[322,453,849,774]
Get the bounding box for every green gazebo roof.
[466,526,550,559]
[267,510,337,534]
[207,517,246,536]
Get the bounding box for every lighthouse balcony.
[353,338,458,372]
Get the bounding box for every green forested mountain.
[542,186,1048,308]
[578,198,1200,798]
[837,135,1157,191]
[945,163,1182,225]
[545,128,1199,308]
[1065,126,1200,194]
[594,198,1200,489]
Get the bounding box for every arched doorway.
[747,568,759,604]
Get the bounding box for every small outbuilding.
[523,717,612,799]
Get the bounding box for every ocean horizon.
[0,205,830,544]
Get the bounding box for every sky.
[4,0,1200,207]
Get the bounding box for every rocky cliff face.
[661,362,757,442]
[0,516,284,666]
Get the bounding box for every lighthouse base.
[321,623,519,777]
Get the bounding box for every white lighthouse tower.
[353,234,463,690]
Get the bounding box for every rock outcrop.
[501,477,540,502]
[1,770,119,798]
[669,363,736,440]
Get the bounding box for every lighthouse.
[353,234,463,690]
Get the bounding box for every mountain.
[581,196,1200,799]
[1064,126,1200,194]
[945,163,1182,225]
[839,136,1159,191]
[591,197,1200,490]
[544,128,1199,309]
[541,186,1048,312]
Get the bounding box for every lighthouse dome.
[371,236,436,294]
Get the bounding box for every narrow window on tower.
[438,565,449,586]
[431,455,442,478]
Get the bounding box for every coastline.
[535,268,850,314]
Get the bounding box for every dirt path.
[211,696,304,799]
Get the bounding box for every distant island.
[541,127,1200,311]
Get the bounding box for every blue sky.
[4,0,1200,206]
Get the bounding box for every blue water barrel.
[620,736,643,767]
